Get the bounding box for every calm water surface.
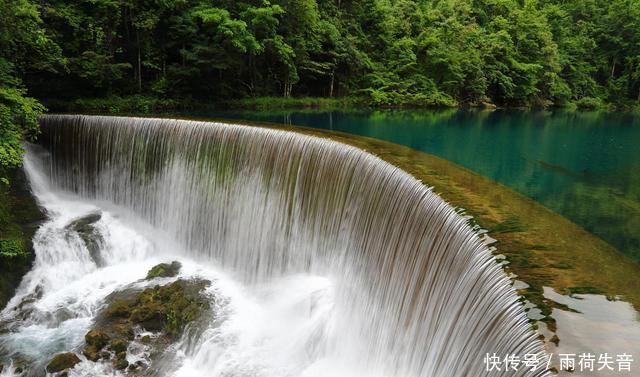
[187,109,640,262]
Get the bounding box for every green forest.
[2,0,640,176]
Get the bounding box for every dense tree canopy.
[21,0,639,109]
[1,0,640,162]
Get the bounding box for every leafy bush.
[364,88,457,108]
[0,88,44,184]
[574,97,604,111]
[0,239,27,258]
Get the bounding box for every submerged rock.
[46,352,81,373]
[145,261,182,279]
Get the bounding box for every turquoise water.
[188,109,640,262]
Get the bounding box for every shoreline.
[41,95,639,115]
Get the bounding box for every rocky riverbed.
[3,262,214,377]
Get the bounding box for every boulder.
[66,212,105,266]
[146,261,182,279]
[80,277,211,371]
[85,329,109,349]
[113,351,129,370]
[109,338,129,353]
[46,352,81,373]
[83,329,110,361]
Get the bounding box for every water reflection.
[544,287,640,376]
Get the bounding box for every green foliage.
[146,261,182,279]
[0,239,27,258]
[0,168,43,309]
[574,97,605,111]
[0,0,59,183]
[0,88,45,177]
[59,95,181,114]
[222,96,365,110]
[4,0,640,113]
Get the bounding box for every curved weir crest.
[27,114,546,376]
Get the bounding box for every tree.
[0,0,59,182]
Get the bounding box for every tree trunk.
[137,30,142,93]
[329,68,335,98]
[611,58,617,78]
[283,80,292,97]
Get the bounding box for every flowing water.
[187,109,640,262]
[0,115,548,376]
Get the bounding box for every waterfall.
[4,114,547,377]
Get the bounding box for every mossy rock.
[104,299,131,318]
[130,279,210,337]
[85,329,109,349]
[83,329,110,361]
[0,167,44,310]
[83,346,101,362]
[109,338,129,353]
[113,351,129,370]
[146,261,182,279]
[46,352,81,373]
[81,278,211,371]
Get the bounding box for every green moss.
[46,353,81,373]
[130,279,210,338]
[109,338,128,353]
[104,300,131,318]
[78,278,211,371]
[97,279,210,340]
[165,310,179,338]
[146,261,182,279]
[0,167,44,309]
[491,215,527,234]
[113,353,129,370]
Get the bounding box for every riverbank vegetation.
[2,0,640,171]
[0,168,44,309]
[1,0,640,117]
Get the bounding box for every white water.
[1,147,349,377]
[0,115,548,376]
